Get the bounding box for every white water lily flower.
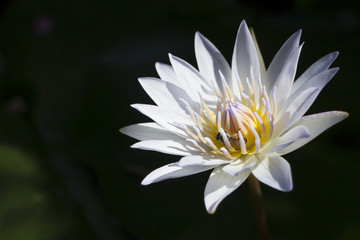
[120,20,348,214]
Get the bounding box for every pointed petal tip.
[332,51,339,57]
[155,61,172,71]
[239,20,249,29]
[155,61,161,68]
[130,103,139,109]
[337,111,349,119]
[130,103,146,112]
[277,171,293,192]
[286,29,302,44]
[237,20,250,34]
[277,179,293,192]
[130,142,139,149]
[316,51,339,68]
[194,31,204,45]
[138,76,161,83]
[286,29,302,45]
[208,208,217,215]
[280,179,293,192]
[168,53,179,62]
[194,31,206,44]
[204,193,218,214]
[204,197,219,214]
[332,67,340,73]
[141,178,152,185]
[284,184,293,192]
[119,127,127,134]
[137,77,147,83]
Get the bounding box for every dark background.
[0,0,359,239]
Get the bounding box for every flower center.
[216,100,257,150]
[184,69,275,160]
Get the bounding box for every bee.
[215,131,225,143]
[215,131,247,147]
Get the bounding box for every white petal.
[265,30,301,92]
[231,20,260,93]
[282,68,338,129]
[252,155,293,192]
[142,162,215,185]
[284,68,338,118]
[120,122,180,141]
[222,156,257,177]
[271,44,303,108]
[291,52,338,93]
[250,28,266,79]
[131,104,192,136]
[132,139,197,156]
[169,54,214,103]
[195,31,231,91]
[274,87,318,137]
[138,77,197,114]
[179,155,229,167]
[204,166,251,214]
[267,125,311,153]
[155,62,180,86]
[277,111,348,155]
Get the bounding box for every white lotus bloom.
[120,20,348,214]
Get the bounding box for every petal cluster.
[121,20,348,214]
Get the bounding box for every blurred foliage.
[0,0,359,239]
